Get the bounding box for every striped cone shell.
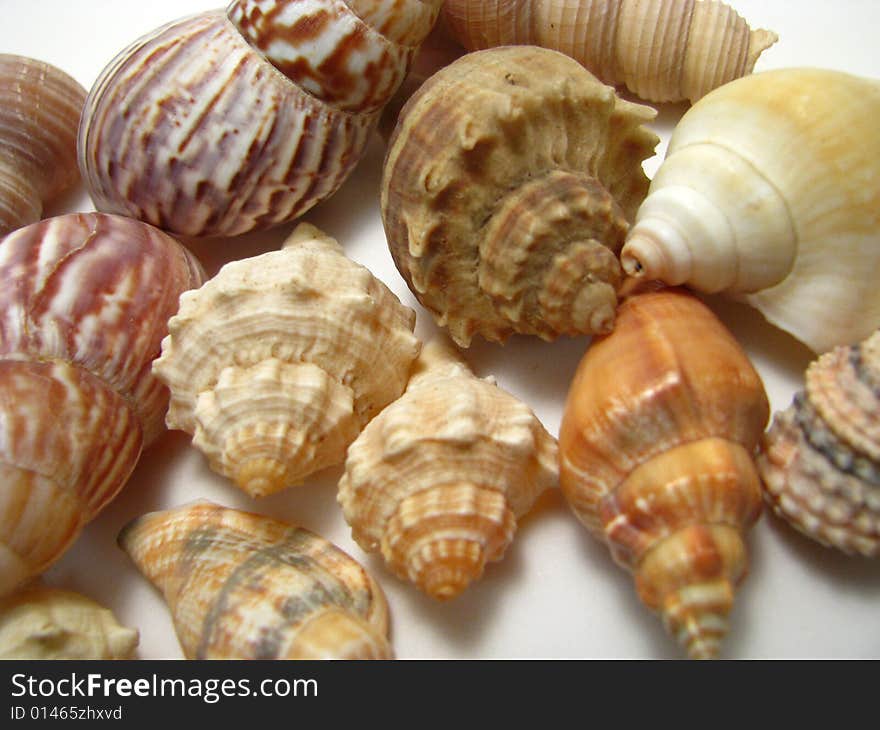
[78,0,444,238]
[0,213,205,596]
[119,501,393,659]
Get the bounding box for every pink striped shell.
[0,213,205,596]
[78,0,443,238]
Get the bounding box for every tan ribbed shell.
[0,55,86,236]
[119,501,393,660]
[78,0,443,238]
[442,0,777,103]
[382,45,658,347]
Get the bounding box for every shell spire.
[559,289,769,658]
[78,0,444,237]
[0,55,87,236]
[338,338,558,600]
[621,68,880,354]
[118,501,393,659]
[441,0,777,104]
[0,213,205,596]
[152,223,420,497]
[382,45,658,346]
[758,330,880,556]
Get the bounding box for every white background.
[5,0,880,659]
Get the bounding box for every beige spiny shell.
[77,0,444,238]
[621,68,880,354]
[442,0,777,104]
[338,338,558,600]
[152,223,420,498]
[559,289,769,659]
[0,586,138,659]
[0,213,205,596]
[0,54,87,236]
[758,330,880,557]
[382,45,658,347]
[119,501,392,659]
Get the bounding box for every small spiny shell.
[621,68,880,354]
[0,213,205,596]
[0,54,87,236]
[441,0,777,104]
[152,223,420,497]
[0,586,138,659]
[338,338,558,600]
[758,330,880,557]
[558,289,769,659]
[78,0,444,238]
[119,501,392,659]
[382,45,658,347]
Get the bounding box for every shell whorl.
[621,68,880,354]
[118,501,392,659]
[153,223,420,497]
[758,331,880,557]
[78,1,442,238]
[0,213,205,596]
[338,338,559,600]
[382,45,658,346]
[559,289,769,658]
[0,55,87,236]
[441,0,777,104]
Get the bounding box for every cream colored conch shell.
[621,68,880,354]
[442,0,777,104]
[338,338,558,600]
[382,45,658,347]
[119,501,392,659]
[758,330,880,557]
[152,223,420,498]
[0,54,87,236]
[77,0,443,238]
[559,289,769,659]
[0,213,205,597]
[0,586,138,659]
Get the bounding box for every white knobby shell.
[338,338,558,600]
[621,68,880,354]
[153,223,421,497]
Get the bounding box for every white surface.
[5,0,880,659]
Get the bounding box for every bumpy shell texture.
[442,0,777,104]
[559,289,769,659]
[758,330,880,557]
[382,45,658,347]
[0,213,205,596]
[0,54,87,236]
[621,68,880,354]
[78,0,443,237]
[0,586,138,659]
[152,223,420,498]
[338,338,558,600]
[119,501,393,659]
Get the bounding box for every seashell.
[152,222,420,498]
[338,338,558,600]
[119,501,392,659]
[441,0,777,104]
[621,68,880,354]
[77,0,444,238]
[0,212,205,596]
[758,330,880,557]
[558,288,769,659]
[0,586,138,659]
[0,54,87,236]
[382,45,659,347]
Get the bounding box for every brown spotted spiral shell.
[77,0,444,238]
[0,213,205,596]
